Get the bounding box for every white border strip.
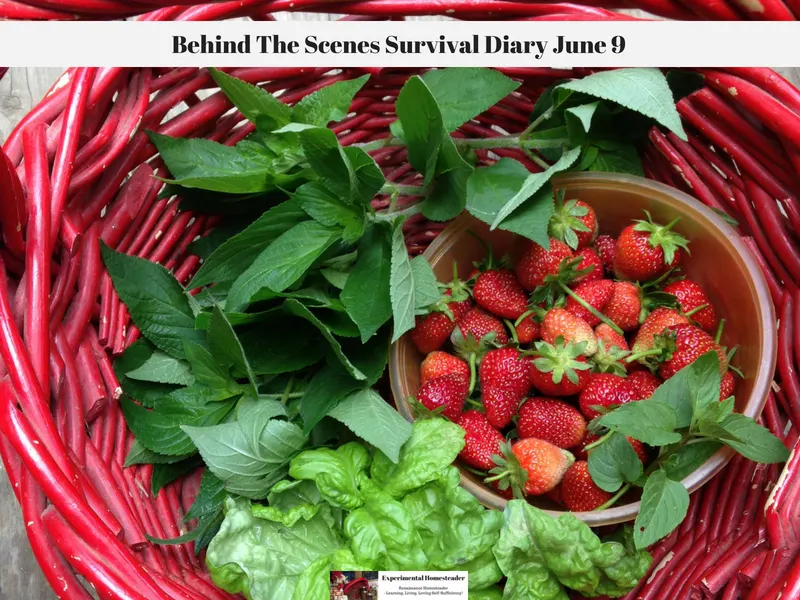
[1,21,799,67]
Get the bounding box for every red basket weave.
[2,64,800,600]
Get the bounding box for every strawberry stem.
[625,348,663,363]
[715,318,726,344]
[684,303,708,318]
[505,319,520,346]
[583,432,612,453]
[594,484,631,511]
[468,353,478,395]
[515,309,535,327]
[557,281,625,336]
[466,398,484,409]
[484,472,507,483]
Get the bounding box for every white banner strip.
[1,21,800,67]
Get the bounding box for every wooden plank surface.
[1,61,800,599]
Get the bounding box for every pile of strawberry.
[408,195,737,513]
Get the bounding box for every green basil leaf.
[125,350,195,386]
[588,433,643,493]
[293,75,369,126]
[208,305,258,397]
[299,363,361,435]
[292,181,365,243]
[114,340,180,408]
[634,470,689,549]
[597,399,682,446]
[101,243,203,360]
[661,440,722,482]
[395,76,444,186]
[717,413,790,464]
[151,457,202,496]
[208,68,291,129]
[238,316,325,376]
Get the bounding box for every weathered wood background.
[1,56,799,599]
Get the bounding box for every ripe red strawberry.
[453,307,509,346]
[631,308,689,355]
[482,384,522,430]
[480,348,532,399]
[594,323,629,352]
[720,370,736,401]
[541,308,597,356]
[627,370,662,401]
[549,195,598,250]
[546,484,563,506]
[528,340,592,396]
[561,461,613,512]
[573,248,604,283]
[473,268,528,320]
[420,351,470,386]
[416,374,469,421]
[578,373,634,420]
[410,297,472,354]
[457,410,505,471]
[573,431,648,464]
[593,235,616,274]
[565,279,614,327]
[517,397,587,449]
[663,279,717,333]
[613,213,689,281]
[515,315,540,345]
[603,281,642,332]
[508,438,575,496]
[659,324,728,380]
[515,238,574,291]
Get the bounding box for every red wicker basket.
[2,63,800,600]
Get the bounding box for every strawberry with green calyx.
[573,247,604,283]
[453,306,509,347]
[450,326,494,396]
[420,351,470,386]
[541,308,598,356]
[525,338,593,396]
[457,410,505,471]
[415,373,469,422]
[603,281,642,332]
[595,323,629,353]
[579,373,635,420]
[593,235,616,274]
[664,279,717,332]
[561,461,614,512]
[659,324,728,380]
[590,338,631,377]
[613,211,690,282]
[473,267,528,320]
[565,279,614,327]
[515,237,574,292]
[510,314,540,345]
[486,439,574,497]
[548,190,598,250]
[630,308,690,357]
[410,284,473,355]
[517,397,587,449]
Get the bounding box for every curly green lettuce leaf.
[469,588,504,600]
[249,480,323,527]
[595,526,654,598]
[206,497,343,600]
[370,417,465,498]
[462,550,505,592]
[493,500,651,600]
[403,466,504,575]
[344,479,428,570]
[290,549,371,600]
[288,442,371,510]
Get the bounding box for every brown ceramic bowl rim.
[389,171,777,527]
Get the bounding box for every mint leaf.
[189,201,307,289]
[410,255,441,309]
[343,146,385,207]
[557,68,686,141]
[661,440,722,481]
[421,68,520,133]
[327,388,413,463]
[490,146,580,230]
[299,363,361,434]
[294,181,366,244]
[184,417,306,499]
[101,243,203,360]
[587,141,644,176]
[114,340,179,408]
[186,470,227,522]
[716,413,790,463]
[466,159,553,247]
[208,306,258,397]
[565,102,599,143]
[341,223,393,342]
[125,350,195,386]
[597,400,682,446]
[183,339,235,391]
[395,76,444,185]
[634,470,689,549]
[686,351,722,416]
[152,458,202,496]
[293,75,369,126]
[227,221,342,310]
[238,316,325,376]
[148,132,285,194]
[418,134,473,222]
[208,68,291,129]
[389,220,416,342]
[588,433,643,493]
[124,439,193,467]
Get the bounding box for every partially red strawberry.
[491,438,575,496]
[663,279,717,333]
[480,348,532,399]
[593,235,616,274]
[457,410,505,471]
[453,307,509,346]
[631,308,689,356]
[517,397,587,449]
[659,324,728,380]
[613,212,689,281]
[548,194,598,250]
[541,308,598,356]
[515,315,541,345]
[528,339,592,396]
[573,248,604,283]
[603,281,642,332]
[416,374,469,421]
[561,461,613,512]
[720,370,736,401]
[573,431,648,464]
[627,370,662,401]
[578,373,634,420]
[420,351,470,386]
[515,238,574,291]
[473,268,528,320]
[410,296,472,354]
[565,279,614,327]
